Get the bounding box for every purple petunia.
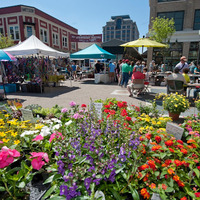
[69,101,76,107]
[61,108,68,113]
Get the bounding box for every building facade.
[0,5,78,53]
[102,15,139,43]
[148,0,200,67]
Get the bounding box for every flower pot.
[168,112,180,121]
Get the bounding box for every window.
[111,31,114,39]
[71,42,76,50]
[122,26,126,29]
[127,25,130,29]
[9,26,19,40]
[0,27,3,36]
[111,26,114,30]
[40,29,48,43]
[158,11,184,31]
[194,9,200,30]
[116,31,121,39]
[158,0,181,2]
[53,33,59,45]
[107,27,110,30]
[116,19,122,30]
[62,36,68,48]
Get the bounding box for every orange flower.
[149,183,156,189]
[140,136,144,141]
[177,180,185,187]
[169,148,174,153]
[140,188,150,199]
[142,148,146,154]
[174,160,182,167]
[191,143,197,148]
[181,149,188,154]
[139,164,149,171]
[162,184,167,190]
[165,140,174,146]
[148,160,156,170]
[173,175,180,182]
[145,133,152,140]
[180,197,188,200]
[167,168,175,175]
[137,172,143,179]
[152,145,162,151]
[187,139,196,143]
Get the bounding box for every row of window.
[157,9,200,31]
[106,25,131,30]
[105,29,133,35]
[158,0,181,2]
[0,25,75,49]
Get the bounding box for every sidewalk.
[5,79,199,117]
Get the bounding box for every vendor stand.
[70,44,115,84]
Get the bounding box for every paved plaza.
[5,78,198,117]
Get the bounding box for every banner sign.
[70,34,102,42]
[166,122,184,140]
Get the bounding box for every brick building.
[148,0,200,67]
[0,5,78,53]
[103,15,139,43]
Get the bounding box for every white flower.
[51,118,61,124]
[65,120,72,126]
[42,119,53,125]
[40,126,51,137]
[52,123,61,130]
[21,130,39,137]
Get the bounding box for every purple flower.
[69,101,76,107]
[83,143,89,149]
[109,169,116,183]
[57,160,65,176]
[60,183,81,199]
[84,177,92,190]
[61,108,68,113]
[93,178,101,185]
[88,166,95,172]
[73,113,83,119]
[55,151,59,156]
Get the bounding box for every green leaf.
[165,187,174,193]
[115,167,125,174]
[42,184,57,200]
[128,185,140,200]
[0,186,5,191]
[48,196,66,200]
[17,181,25,188]
[108,188,121,200]
[43,174,62,184]
[193,168,200,178]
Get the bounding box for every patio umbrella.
[120,38,168,48]
[0,50,16,99]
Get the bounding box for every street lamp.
[198,30,200,64]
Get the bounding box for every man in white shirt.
[175,56,189,73]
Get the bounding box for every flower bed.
[0,98,199,200]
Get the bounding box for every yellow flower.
[35,124,44,129]
[157,121,161,125]
[175,104,178,107]
[14,140,20,145]
[11,132,18,137]
[2,138,10,143]
[5,114,9,118]
[0,132,6,137]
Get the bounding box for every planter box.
[0,84,16,93]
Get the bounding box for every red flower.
[104,104,110,108]
[174,160,182,167]
[149,183,156,189]
[181,149,188,154]
[126,116,132,121]
[109,110,116,115]
[148,160,156,170]
[180,197,188,200]
[173,175,180,182]
[195,192,200,197]
[109,102,114,105]
[162,184,167,190]
[169,148,174,153]
[197,166,200,170]
[138,164,149,171]
[145,133,152,140]
[121,109,127,116]
[152,145,162,151]
[155,136,161,143]
[140,188,150,199]
[177,180,185,187]
[81,104,86,107]
[104,109,110,113]
[177,140,183,144]
[117,101,127,108]
[165,140,174,147]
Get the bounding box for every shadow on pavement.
[7,86,80,98]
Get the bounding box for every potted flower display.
[195,99,200,112]
[162,93,190,120]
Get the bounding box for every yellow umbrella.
[120,38,168,48]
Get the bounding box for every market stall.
[70,44,115,83]
[2,35,69,93]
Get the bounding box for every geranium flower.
[195,193,200,198]
[81,104,86,108]
[121,109,127,116]
[104,109,110,113]
[180,197,188,200]
[61,108,68,113]
[165,140,174,146]
[104,104,110,108]
[155,136,161,143]
[69,101,76,107]
[126,116,131,121]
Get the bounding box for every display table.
[94,74,109,84]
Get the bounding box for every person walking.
[121,59,130,88]
[108,61,116,83]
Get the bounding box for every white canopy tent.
[3,35,69,58]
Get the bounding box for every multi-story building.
[0,5,78,53]
[103,15,139,43]
[148,0,200,67]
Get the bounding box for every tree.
[0,34,14,49]
[149,17,175,44]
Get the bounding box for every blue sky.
[1,0,150,37]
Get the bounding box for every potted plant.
[162,93,190,120]
[195,99,200,112]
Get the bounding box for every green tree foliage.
[0,34,15,49]
[149,17,176,44]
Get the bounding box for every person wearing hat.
[174,56,189,73]
[121,59,131,88]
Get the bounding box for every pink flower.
[30,152,49,170]
[61,108,68,113]
[32,135,44,141]
[0,147,20,168]
[31,157,45,170]
[0,141,3,144]
[49,132,64,143]
[73,113,83,119]
[69,101,76,107]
